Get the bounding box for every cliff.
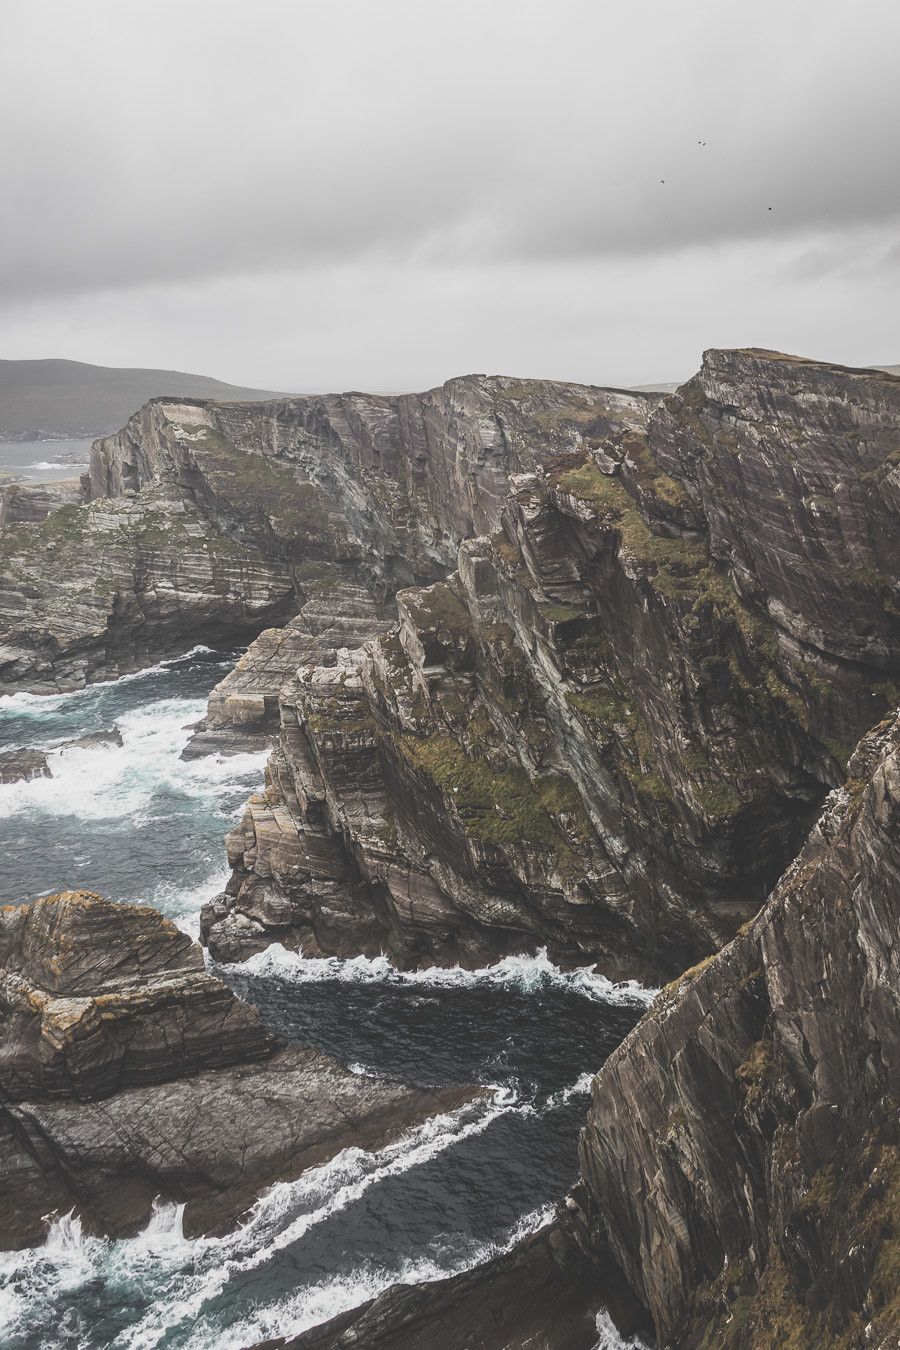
[3,352,896,981]
[576,710,900,1348]
[279,708,900,1350]
[0,892,475,1249]
[201,352,899,981]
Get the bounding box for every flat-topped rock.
[0,892,478,1249]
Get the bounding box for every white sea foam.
[0,696,266,823]
[0,1075,595,1349]
[543,1070,595,1110]
[183,1200,558,1350]
[0,1089,515,1350]
[219,942,658,1007]
[592,1310,651,1349]
[0,646,221,716]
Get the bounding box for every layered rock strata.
[0,891,475,1249]
[0,477,82,527]
[205,353,900,980]
[0,748,52,783]
[182,573,391,759]
[575,709,900,1348]
[3,353,898,978]
[0,483,296,693]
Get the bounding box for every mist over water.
[0,649,649,1348]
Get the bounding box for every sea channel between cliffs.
[0,647,651,1350]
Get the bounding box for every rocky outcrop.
[182,571,392,759]
[652,351,900,670]
[0,892,476,1249]
[204,353,899,982]
[0,731,122,784]
[575,710,900,1348]
[0,748,51,783]
[0,477,82,527]
[0,483,296,692]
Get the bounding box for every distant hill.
[0,358,287,440]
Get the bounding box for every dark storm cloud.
[0,0,897,390]
[2,0,899,301]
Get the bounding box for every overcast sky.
[1,0,898,391]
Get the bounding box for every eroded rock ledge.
[0,891,476,1250]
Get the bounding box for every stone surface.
[0,892,477,1250]
[3,354,898,979]
[204,354,900,982]
[576,710,900,1348]
[0,482,297,693]
[0,748,52,783]
[61,726,124,751]
[0,477,83,527]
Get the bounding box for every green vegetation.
[394,732,588,874]
[541,603,583,623]
[186,425,340,547]
[403,581,471,636]
[736,1037,772,1106]
[661,952,716,999]
[695,779,748,819]
[566,688,629,724]
[622,432,688,507]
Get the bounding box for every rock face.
[203,353,899,981]
[0,482,297,692]
[0,892,476,1249]
[576,710,900,1348]
[4,353,898,979]
[0,748,52,783]
[0,478,82,527]
[181,573,392,759]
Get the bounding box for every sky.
[1,0,898,392]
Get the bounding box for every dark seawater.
[0,647,262,932]
[0,650,652,1349]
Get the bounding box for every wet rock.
[0,891,478,1250]
[60,726,124,751]
[4,354,899,982]
[0,748,51,783]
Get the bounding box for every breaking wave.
[0,1089,559,1350]
[0,697,265,822]
[219,942,658,1007]
[0,646,221,717]
[593,1311,651,1349]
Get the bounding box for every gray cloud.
[1,0,898,387]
